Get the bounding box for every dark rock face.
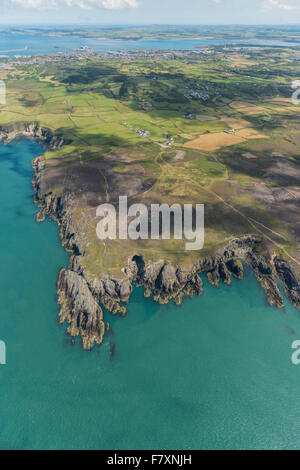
[103,278,118,298]
[206,262,232,287]
[184,275,203,298]
[155,263,181,301]
[226,259,243,280]
[117,280,132,302]
[57,269,105,350]
[218,262,231,285]
[246,251,272,275]
[207,266,220,287]
[275,258,300,308]
[256,274,284,308]
[0,123,64,151]
[131,254,145,280]
[244,251,283,308]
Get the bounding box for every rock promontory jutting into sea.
[0,121,299,349]
[33,151,300,349]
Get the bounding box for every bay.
[0,31,299,57]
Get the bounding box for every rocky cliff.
[31,151,300,349]
[5,125,299,351]
[0,123,64,151]
[57,269,105,350]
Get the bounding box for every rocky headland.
[1,123,300,350]
[33,156,300,350]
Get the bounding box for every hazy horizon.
[1,23,300,26]
[0,0,300,26]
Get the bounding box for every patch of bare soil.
[196,114,217,121]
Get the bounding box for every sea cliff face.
[57,269,105,350]
[0,123,64,151]
[2,125,300,350]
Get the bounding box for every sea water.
[0,30,299,57]
[0,140,300,450]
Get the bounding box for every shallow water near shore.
[1,140,300,450]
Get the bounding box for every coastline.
[1,123,300,350]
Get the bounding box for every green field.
[1,45,300,279]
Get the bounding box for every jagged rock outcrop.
[57,269,105,350]
[206,262,232,287]
[184,275,203,298]
[219,262,232,285]
[207,266,220,287]
[275,258,300,308]
[226,259,244,280]
[245,251,284,308]
[0,123,64,151]
[256,274,284,308]
[153,263,181,304]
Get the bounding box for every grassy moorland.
[1,45,300,279]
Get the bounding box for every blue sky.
[0,0,299,25]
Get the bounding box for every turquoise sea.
[0,140,300,450]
